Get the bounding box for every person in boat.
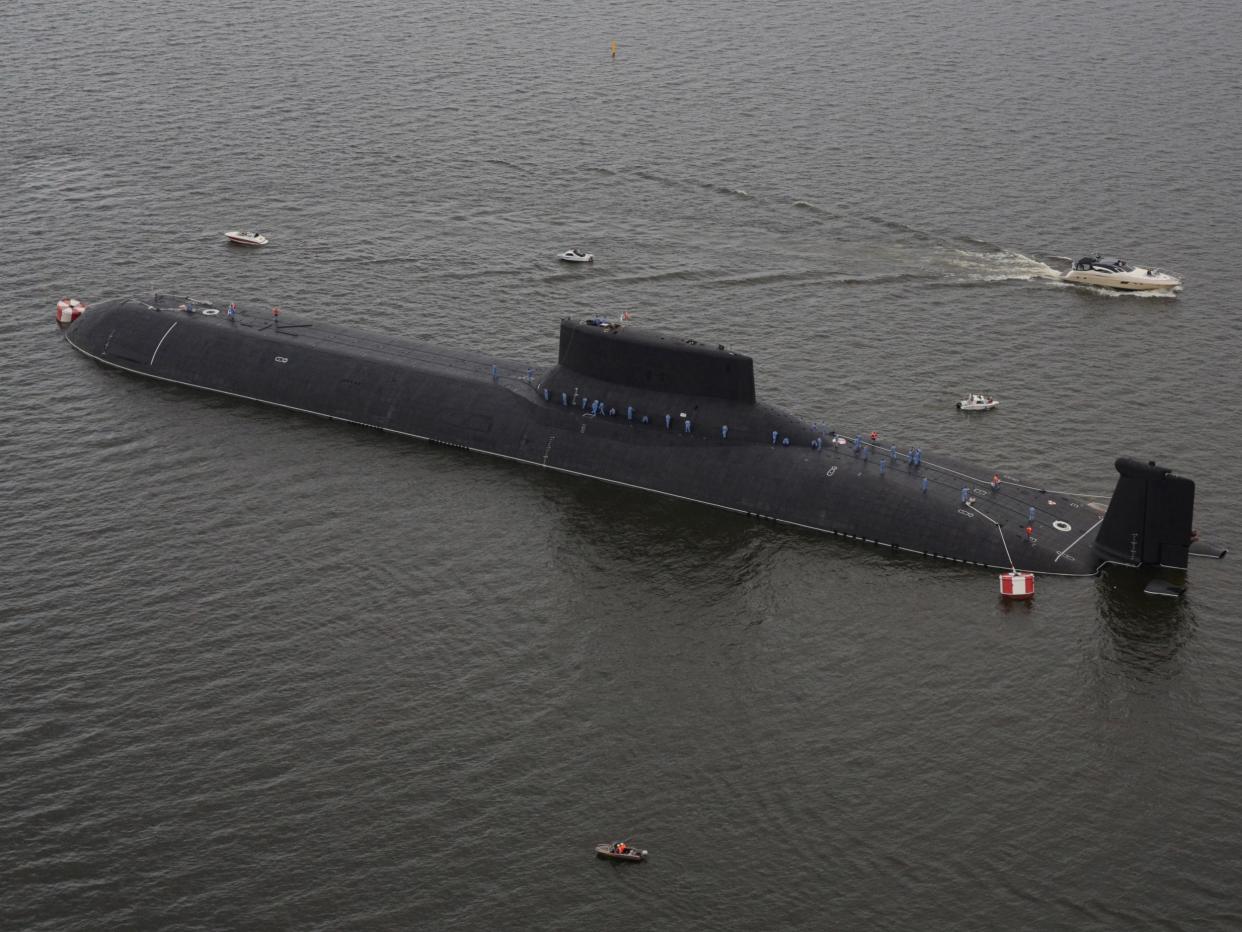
[614,842,627,854]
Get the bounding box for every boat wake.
[934,248,1064,285]
[581,168,1182,295]
[1049,280,1181,299]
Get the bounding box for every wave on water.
[608,173,1070,288]
[17,155,102,194]
[625,168,755,201]
[317,253,430,267]
[1049,280,1181,299]
[937,248,1063,283]
[15,155,136,210]
[411,266,534,283]
[481,158,526,172]
[578,268,725,286]
[857,213,941,243]
[712,269,937,289]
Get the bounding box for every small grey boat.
[595,843,646,862]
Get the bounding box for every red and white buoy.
[999,570,1035,600]
[55,298,86,327]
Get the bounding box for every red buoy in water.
[55,298,86,327]
[999,571,1035,600]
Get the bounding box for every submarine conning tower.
[556,317,756,403]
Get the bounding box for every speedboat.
[956,393,998,411]
[558,248,593,263]
[225,230,269,247]
[1063,255,1179,291]
[595,842,646,862]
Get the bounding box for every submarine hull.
[63,295,1198,577]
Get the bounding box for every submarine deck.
[66,294,1116,576]
[140,293,542,385]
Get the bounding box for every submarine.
[61,293,1226,578]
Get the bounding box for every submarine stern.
[1093,458,1196,570]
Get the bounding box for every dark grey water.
[3,0,1240,928]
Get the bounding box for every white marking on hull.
[149,322,179,366]
[1054,516,1104,563]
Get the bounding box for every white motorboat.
[1063,255,1179,291]
[225,230,269,247]
[558,248,593,263]
[956,393,998,412]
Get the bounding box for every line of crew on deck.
[533,384,939,468]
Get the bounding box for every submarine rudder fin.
[1093,457,1195,570]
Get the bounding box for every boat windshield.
[1075,256,1133,272]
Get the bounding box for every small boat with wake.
[225,230,269,247]
[1063,255,1179,291]
[558,248,593,263]
[956,393,998,411]
[595,842,646,862]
